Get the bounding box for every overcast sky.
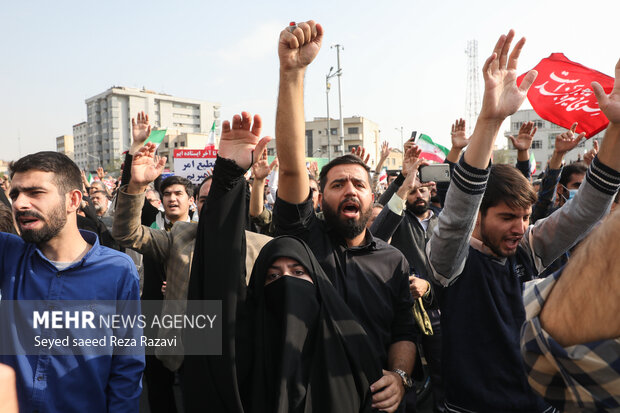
[1,0,618,161]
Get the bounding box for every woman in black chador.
[183,114,381,412]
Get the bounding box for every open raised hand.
[450,118,469,150]
[555,122,585,154]
[480,30,537,122]
[380,141,391,161]
[509,121,537,151]
[278,20,323,72]
[583,140,599,166]
[351,146,371,165]
[592,58,620,125]
[130,143,166,189]
[131,111,151,148]
[219,112,272,170]
[252,151,278,181]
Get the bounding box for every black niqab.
[185,157,381,412]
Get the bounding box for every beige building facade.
[55,134,74,160]
[267,116,382,169]
[503,109,603,172]
[84,86,220,171]
[157,130,211,171]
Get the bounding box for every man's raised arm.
[276,20,323,204]
[524,58,620,271]
[428,30,537,285]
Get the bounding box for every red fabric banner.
[517,53,614,138]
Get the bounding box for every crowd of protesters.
[0,19,619,413]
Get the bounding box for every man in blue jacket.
[0,151,144,413]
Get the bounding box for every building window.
[347,127,359,134]
[534,120,544,128]
[578,140,585,148]
[174,142,178,148]
[331,128,338,135]
[180,141,185,146]
[165,143,169,148]
[531,140,543,149]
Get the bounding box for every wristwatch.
[391,368,413,391]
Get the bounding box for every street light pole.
[326,67,341,162]
[332,44,344,156]
[326,78,331,162]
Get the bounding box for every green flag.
[145,129,167,146]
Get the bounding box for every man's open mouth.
[340,201,359,219]
[18,216,41,229]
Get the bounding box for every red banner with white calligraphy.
[517,53,614,137]
[173,148,218,184]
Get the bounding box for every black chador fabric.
[184,156,382,413]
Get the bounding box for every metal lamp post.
[326,67,341,162]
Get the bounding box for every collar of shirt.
[414,209,434,225]
[34,230,99,271]
[323,222,378,252]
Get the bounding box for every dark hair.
[318,154,371,192]
[160,175,194,198]
[480,164,537,215]
[559,162,587,187]
[0,203,16,234]
[9,151,82,195]
[197,175,213,196]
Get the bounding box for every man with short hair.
[90,189,110,217]
[556,162,587,206]
[154,176,194,230]
[0,151,143,413]
[273,20,416,413]
[427,33,620,412]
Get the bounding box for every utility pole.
[332,44,344,156]
[326,67,340,162]
[326,79,331,161]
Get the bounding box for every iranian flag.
[529,152,536,175]
[417,134,449,163]
[205,121,216,150]
[378,167,388,183]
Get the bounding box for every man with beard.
[370,153,446,412]
[426,35,620,412]
[0,151,143,412]
[272,20,416,413]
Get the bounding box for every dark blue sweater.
[438,246,548,412]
